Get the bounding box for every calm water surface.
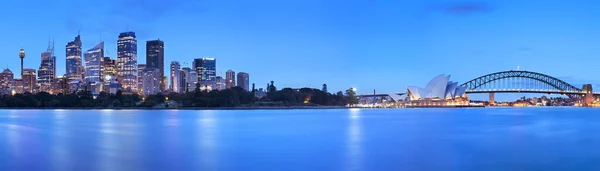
[1,108,600,171]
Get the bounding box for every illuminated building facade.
[225,70,235,89]
[117,32,138,92]
[22,68,36,93]
[405,74,469,106]
[13,79,23,94]
[103,57,117,79]
[84,42,104,84]
[142,67,161,96]
[137,64,146,94]
[170,61,180,92]
[0,69,14,94]
[215,76,225,91]
[66,35,83,82]
[54,75,69,94]
[38,41,56,93]
[193,58,216,90]
[236,72,249,91]
[146,40,164,90]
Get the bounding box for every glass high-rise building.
[193,58,216,89]
[84,42,104,83]
[66,35,83,82]
[103,57,117,80]
[117,32,138,92]
[170,61,180,92]
[225,70,235,89]
[142,67,161,96]
[146,40,164,77]
[137,64,146,94]
[237,72,250,91]
[146,40,165,91]
[38,41,56,92]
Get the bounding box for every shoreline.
[0,106,354,110]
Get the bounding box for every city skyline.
[3,0,600,100]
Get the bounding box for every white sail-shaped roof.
[406,74,467,100]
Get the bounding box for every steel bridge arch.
[460,70,581,93]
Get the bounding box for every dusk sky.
[1,0,600,100]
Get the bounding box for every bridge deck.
[466,89,600,95]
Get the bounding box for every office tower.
[137,64,146,94]
[117,32,138,92]
[66,35,83,82]
[54,75,68,94]
[188,70,198,91]
[84,42,104,83]
[22,68,36,93]
[170,61,180,92]
[142,67,160,96]
[215,76,225,91]
[180,67,191,92]
[193,58,216,89]
[146,40,164,77]
[38,41,56,92]
[236,72,249,91]
[225,70,235,89]
[0,69,14,94]
[103,57,117,80]
[13,79,23,94]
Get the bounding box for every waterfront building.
[103,57,117,79]
[84,42,104,84]
[13,79,23,94]
[146,40,164,90]
[215,76,225,91]
[254,88,267,99]
[405,74,469,106]
[193,58,216,90]
[170,61,181,92]
[236,72,249,91]
[38,41,56,93]
[142,67,161,96]
[54,75,68,94]
[66,35,83,82]
[0,69,14,94]
[225,70,235,89]
[117,32,138,92]
[22,69,36,93]
[188,70,198,91]
[137,64,146,94]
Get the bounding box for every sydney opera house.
[405,74,470,106]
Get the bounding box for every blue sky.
[1,0,600,100]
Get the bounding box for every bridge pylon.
[489,93,495,105]
[583,84,593,106]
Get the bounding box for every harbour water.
[2,108,600,171]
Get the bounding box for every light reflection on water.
[2,108,600,171]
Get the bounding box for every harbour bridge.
[461,70,599,105]
[358,70,600,106]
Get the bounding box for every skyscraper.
[0,69,14,94]
[146,40,165,91]
[193,58,216,89]
[84,42,104,83]
[225,70,235,89]
[137,64,146,94]
[22,68,36,93]
[117,32,138,92]
[180,67,192,92]
[103,57,117,80]
[215,76,225,91]
[38,41,56,92]
[170,61,181,92]
[142,67,161,96]
[66,35,83,82]
[237,72,249,91]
